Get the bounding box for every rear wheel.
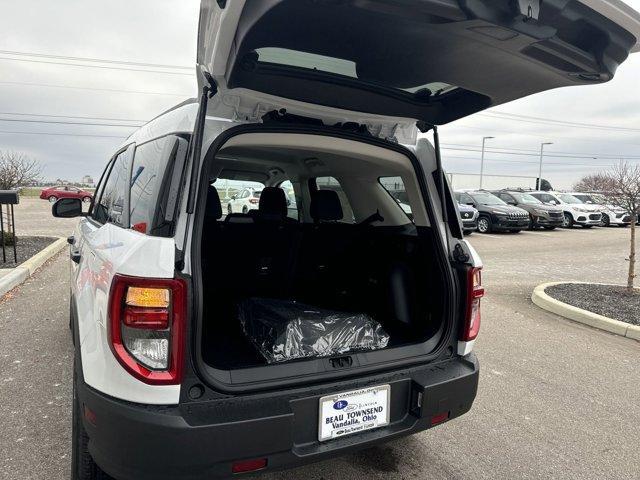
[563,213,574,228]
[477,216,492,234]
[601,214,610,227]
[82,197,92,203]
[71,364,112,480]
[227,204,232,214]
[242,205,248,214]
[48,195,58,203]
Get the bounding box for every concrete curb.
[531,281,640,341]
[0,237,67,298]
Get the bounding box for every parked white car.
[570,192,632,227]
[530,191,602,228]
[48,1,640,479]
[226,187,262,214]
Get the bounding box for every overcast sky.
[0,0,639,189]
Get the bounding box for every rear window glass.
[379,176,413,221]
[255,47,458,97]
[130,136,187,235]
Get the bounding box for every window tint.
[130,135,188,235]
[458,193,474,205]
[379,176,413,220]
[93,147,133,226]
[315,176,355,223]
[280,180,299,220]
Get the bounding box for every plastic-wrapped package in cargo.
[238,298,390,364]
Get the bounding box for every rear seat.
[295,190,363,306]
[204,186,302,301]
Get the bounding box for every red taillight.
[249,198,259,204]
[462,267,484,342]
[108,274,186,385]
[232,458,267,474]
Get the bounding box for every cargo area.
[196,132,450,375]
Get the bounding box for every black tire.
[563,213,574,228]
[601,214,610,227]
[49,195,58,203]
[72,364,112,480]
[82,196,92,203]
[544,226,557,230]
[227,204,232,214]
[477,216,492,234]
[242,206,248,214]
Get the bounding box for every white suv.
[530,191,602,228]
[49,1,639,479]
[226,187,262,214]
[570,192,632,227]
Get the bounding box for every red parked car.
[39,186,93,203]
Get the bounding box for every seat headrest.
[311,190,343,222]
[259,187,287,218]
[206,186,222,220]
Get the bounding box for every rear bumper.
[78,355,479,480]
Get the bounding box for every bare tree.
[604,161,640,293]
[573,172,616,193]
[0,151,42,190]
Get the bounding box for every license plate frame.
[318,384,391,442]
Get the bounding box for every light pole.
[537,142,553,189]
[479,136,495,189]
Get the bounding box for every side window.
[460,193,474,204]
[279,180,299,220]
[499,193,512,203]
[130,135,188,236]
[93,147,133,226]
[379,176,413,221]
[315,176,355,223]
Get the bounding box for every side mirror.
[52,198,84,218]
[507,200,517,206]
[466,202,475,207]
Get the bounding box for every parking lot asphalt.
[1,204,639,479]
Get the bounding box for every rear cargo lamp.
[108,274,186,385]
[462,267,484,342]
[232,458,267,474]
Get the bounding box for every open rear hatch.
[198,0,640,133]
[190,1,640,393]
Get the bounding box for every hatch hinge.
[453,243,471,264]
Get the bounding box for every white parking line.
[475,234,501,239]
[519,231,554,237]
